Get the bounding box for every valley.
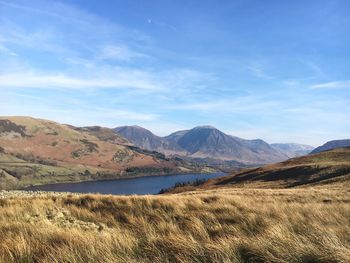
[0,116,316,190]
[0,117,216,189]
[0,116,349,263]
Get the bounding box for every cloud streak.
[247,61,273,79]
[97,44,149,62]
[0,70,164,90]
[311,81,350,89]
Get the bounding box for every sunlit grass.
[0,188,349,263]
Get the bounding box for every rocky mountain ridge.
[115,125,314,164]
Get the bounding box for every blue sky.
[0,0,349,146]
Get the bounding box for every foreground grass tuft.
[0,189,349,262]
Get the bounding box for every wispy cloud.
[0,0,151,58]
[146,18,177,31]
[0,0,67,19]
[90,108,159,122]
[311,81,350,89]
[302,60,325,77]
[97,44,149,62]
[0,44,18,56]
[247,61,273,79]
[0,21,73,55]
[167,97,281,114]
[0,70,164,90]
[0,91,159,124]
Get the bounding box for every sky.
[0,0,349,146]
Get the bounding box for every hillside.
[115,125,288,164]
[166,147,350,193]
[311,139,350,154]
[0,117,214,189]
[73,126,130,145]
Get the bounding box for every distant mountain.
[113,126,185,155]
[271,143,314,158]
[113,125,163,149]
[176,126,287,163]
[114,125,288,164]
[311,139,350,154]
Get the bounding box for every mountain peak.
[114,124,288,164]
[193,125,217,130]
[114,125,166,151]
[114,125,155,135]
[118,125,147,130]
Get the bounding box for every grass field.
[0,188,349,263]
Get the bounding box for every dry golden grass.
[0,188,349,263]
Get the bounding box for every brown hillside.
[0,116,213,189]
[166,148,350,193]
[0,116,160,170]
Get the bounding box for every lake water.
[25,173,225,195]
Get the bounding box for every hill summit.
[115,125,293,164]
[311,139,350,154]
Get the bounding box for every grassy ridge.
[0,189,349,262]
[166,148,350,193]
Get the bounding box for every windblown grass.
[0,188,349,263]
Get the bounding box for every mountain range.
[114,125,314,164]
[311,139,350,154]
[6,116,345,190]
[271,143,315,158]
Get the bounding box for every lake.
[25,172,225,195]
